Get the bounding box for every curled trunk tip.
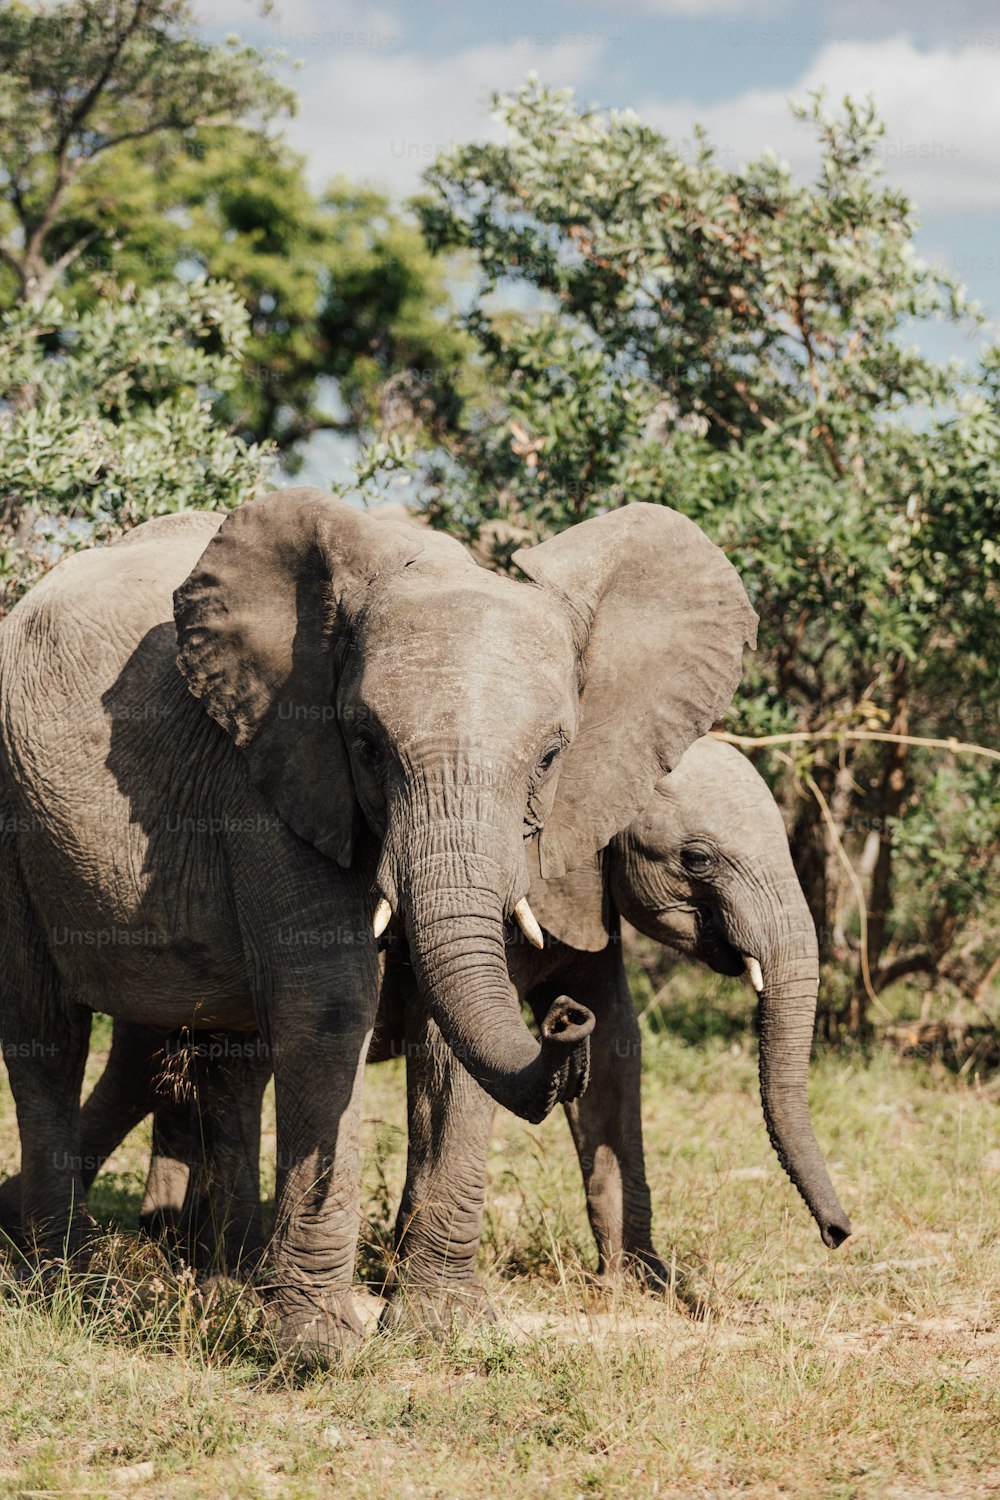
[402,870,593,1124]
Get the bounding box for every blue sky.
[197,0,1000,480]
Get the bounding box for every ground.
[0,963,997,1500]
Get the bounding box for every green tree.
[0,278,274,613]
[45,133,469,457]
[0,0,467,459]
[0,0,466,624]
[0,0,291,305]
[415,80,1000,1030]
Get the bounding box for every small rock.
[322,1426,343,1449]
[116,1461,155,1484]
[980,1149,1000,1174]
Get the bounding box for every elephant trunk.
[395,834,593,1124]
[756,927,852,1249]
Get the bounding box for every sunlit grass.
[0,974,997,1498]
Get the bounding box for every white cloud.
[286,39,602,196]
[639,36,1000,216]
[196,9,1000,218]
[198,0,604,197]
[592,0,787,13]
[825,0,1000,44]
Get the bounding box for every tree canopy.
[413,81,1000,1027]
[0,279,274,610]
[0,0,466,456]
[0,0,291,304]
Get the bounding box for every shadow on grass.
[88,1176,144,1232]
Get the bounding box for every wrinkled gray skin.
[0,738,851,1327]
[0,490,756,1363]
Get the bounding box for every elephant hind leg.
[0,1018,166,1245]
[0,858,94,1262]
[152,1034,269,1278]
[138,1091,193,1247]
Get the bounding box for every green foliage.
[416,80,1000,1023]
[0,0,465,460]
[0,279,273,611]
[53,139,469,456]
[0,0,292,304]
[889,760,1000,962]
[0,0,464,631]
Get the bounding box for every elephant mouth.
[694,904,745,978]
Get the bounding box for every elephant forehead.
[353,575,577,702]
[644,748,788,849]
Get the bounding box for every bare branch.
[54,0,150,162]
[49,230,100,279]
[713,728,1000,764]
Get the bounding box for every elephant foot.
[185,1231,268,1282]
[19,1223,101,1280]
[138,1204,183,1244]
[268,1289,364,1370]
[3,1246,128,1308]
[215,1239,267,1282]
[196,1270,265,1304]
[142,1204,266,1283]
[380,1281,497,1341]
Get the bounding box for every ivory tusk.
[743,955,764,994]
[372,897,393,939]
[513,897,544,950]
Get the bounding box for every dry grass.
[0,972,998,1499]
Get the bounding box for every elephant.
[0,488,758,1363]
[0,736,852,1326]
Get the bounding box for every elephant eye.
[353,728,383,770]
[681,845,713,875]
[537,740,563,776]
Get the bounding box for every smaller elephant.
[0,737,850,1319]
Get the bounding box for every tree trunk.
[846,658,908,1032]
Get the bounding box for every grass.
[0,970,998,1499]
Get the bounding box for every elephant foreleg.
[530,943,665,1288]
[228,845,379,1368]
[380,945,497,1337]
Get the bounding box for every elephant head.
[603,735,851,1248]
[173,489,756,1126]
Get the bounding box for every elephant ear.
[513,503,757,885]
[528,842,609,953]
[173,487,474,865]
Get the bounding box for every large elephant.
[0,489,756,1362]
[0,737,851,1325]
